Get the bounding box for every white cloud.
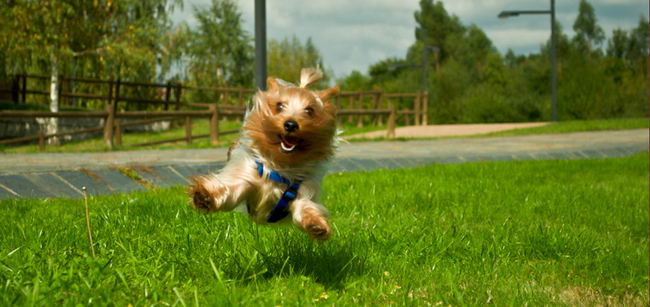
[488,29,550,52]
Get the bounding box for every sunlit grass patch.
[0,153,647,305]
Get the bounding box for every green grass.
[338,124,386,137]
[482,117,648,137]
[0,101,86,111]
[0,153,647,305]
[347,117,649,142]
[1,119,243,154]
[0,121,385,154]
[3,118,644,153]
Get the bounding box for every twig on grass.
[82,186,96,257]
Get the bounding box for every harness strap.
[255,161,302,223]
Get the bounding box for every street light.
[254,0,267,90]
[388,45,439,125]
[498,0,557,122]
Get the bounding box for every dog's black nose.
[284,120,299,132]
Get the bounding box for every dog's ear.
[317,85,340,101]
[266,77,281,94]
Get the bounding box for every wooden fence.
[1,74,255,111]
[0,74,426,151]
[0,104,396,152]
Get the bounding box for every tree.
[607,29,630,59]
[267,36,330,86]
[413,0,464,61]
[337,70,371,91]
[572,0,605,53]
[444,24,495,70]
[0,0,180,143]
[626,15,649,75]
[186,0,253,88]
[338,0,648,123]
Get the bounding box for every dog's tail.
[299,68,323,88]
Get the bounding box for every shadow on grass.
[222,233,367,289]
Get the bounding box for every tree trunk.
[48,54,60,145]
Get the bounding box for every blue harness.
[255,160,303,223]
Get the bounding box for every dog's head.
[244,68,339,167]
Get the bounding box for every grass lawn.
[0,153,647,305]
[347,117,649,142]
[0,119,243,154]
[0,119,385,154]
[2,118,644,154]
[482,117,649,137]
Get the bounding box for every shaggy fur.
[189,68,340,240]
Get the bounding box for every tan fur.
[299,68,323,88]
[189,68,340,240]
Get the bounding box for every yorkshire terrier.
[189,68,340,240]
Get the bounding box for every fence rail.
[0,103,397,151]
[0,74,428,151]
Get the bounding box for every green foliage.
[1,119,242,153]
[186,0,253,88]
[413,0,464,61]
[482,118,648,137]
[339,0,648,124]
[268,36,330,86]
[0,0,181,79]
[573,0,605,53]
[0,155,647,304]
[336,70,371,91]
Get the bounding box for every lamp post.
[254,0,267,90]
[498,0,557,122]
[389,45,439,125]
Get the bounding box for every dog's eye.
[305,107,314,116]
[275,103,284,113]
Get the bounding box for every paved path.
[346,122,550,139]
[0,129,647,199]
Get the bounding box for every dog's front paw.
[189,176,220,213]
[301,208,331,240]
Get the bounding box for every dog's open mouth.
[279,135,302,153]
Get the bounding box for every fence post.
[414,92,421,126]
[356,94,364,128]
[370,92,379,126]
[21,74,27,103]
[185,116,192,145]
[11,75,20,104]
[236,89,244,123]
[103,103,115,149]
[114,120,122,146]
[58,74,64,107]
[377,92,385,126]
[209,104,219,145]
[387,103,396,139]
[114,78,121,108]
[333,95,342,126]
[422,92,429,125]
[175,83,182,106]
[164,82,171,110]
[38,131,45,152]
[347,95,354,124]
[222,90,231,121]
[106,79,114,106]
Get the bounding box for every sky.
[171,0,647,79]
